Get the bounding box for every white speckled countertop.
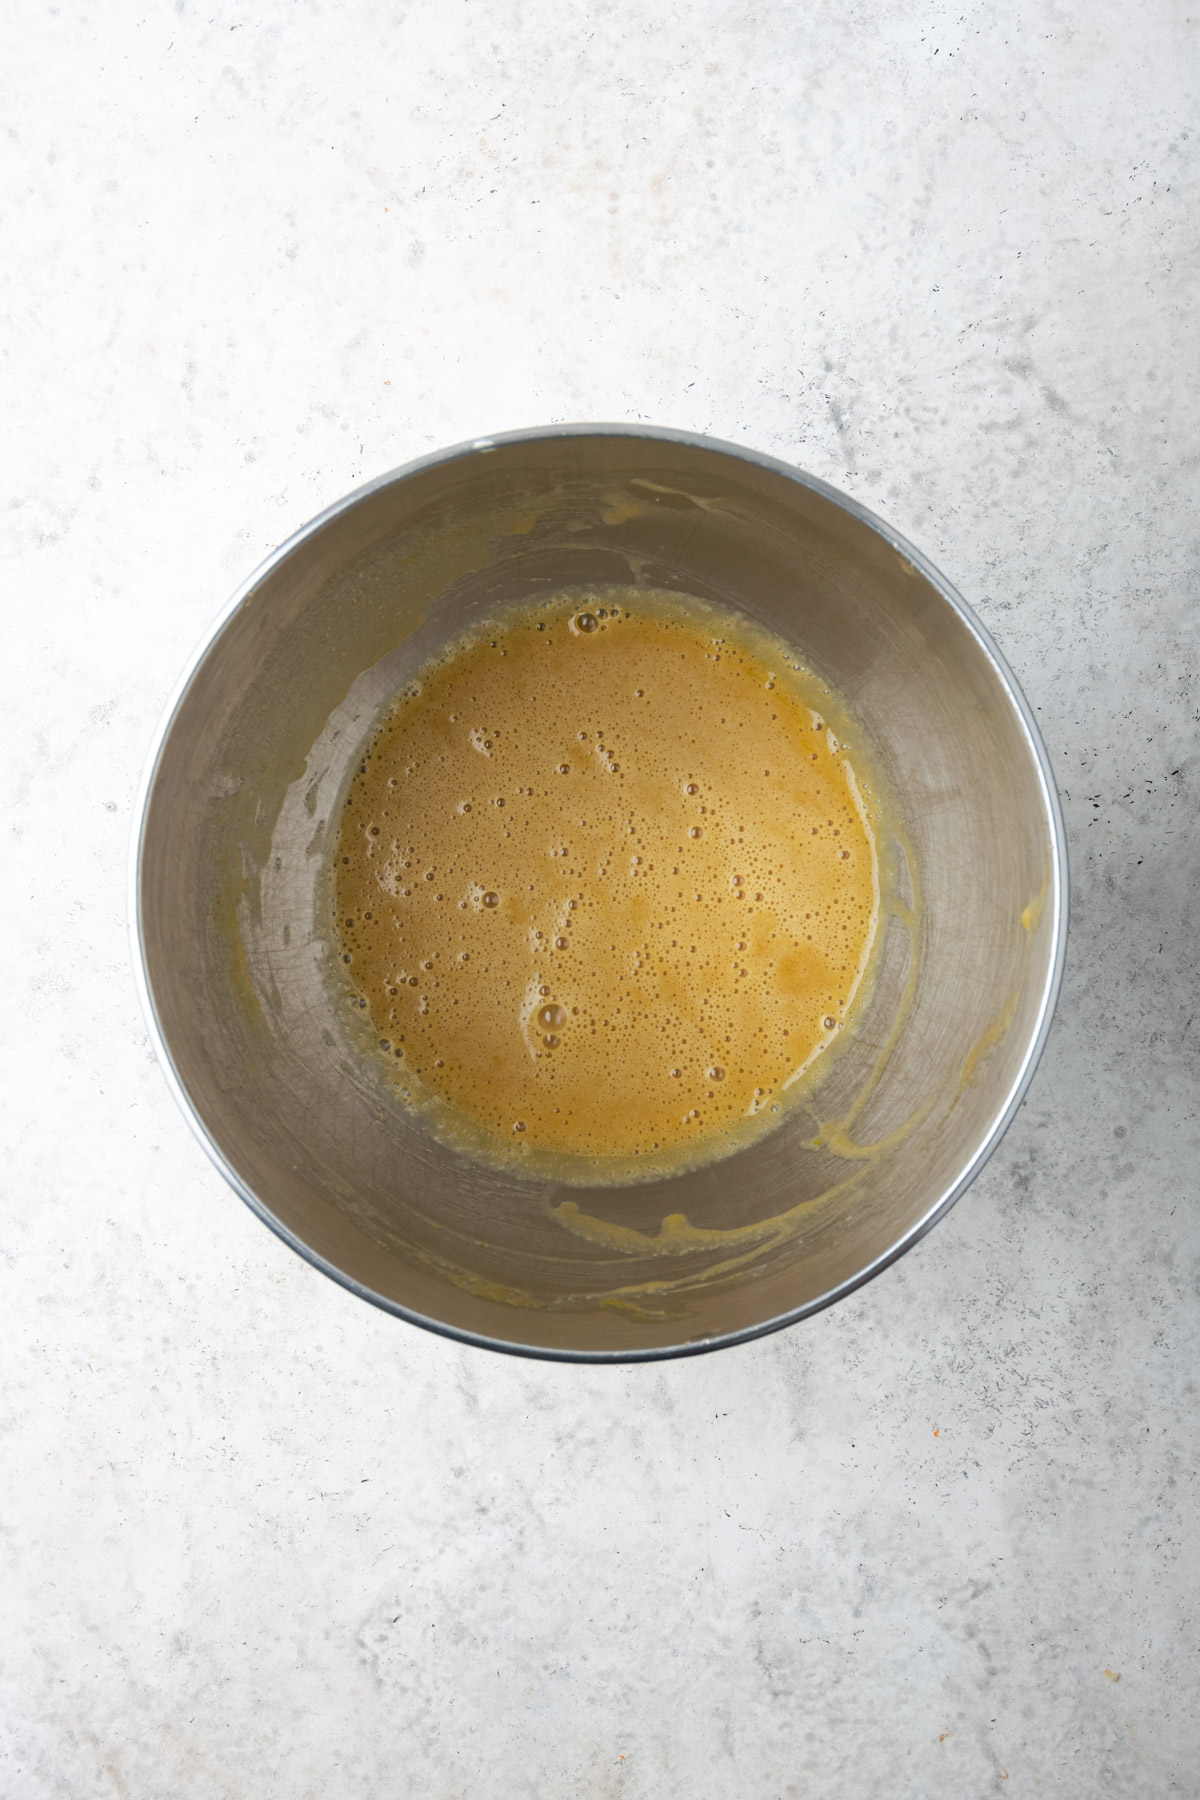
[2,2,1197,1794]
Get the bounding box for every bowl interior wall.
[139,436,1060,1354]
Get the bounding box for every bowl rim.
[129,422,1069,1362]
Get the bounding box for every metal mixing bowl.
[131,427,1067,1359]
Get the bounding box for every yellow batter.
[333,588,880,1177]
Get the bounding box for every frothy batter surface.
[333,588,879,1177]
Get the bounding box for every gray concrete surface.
[2,1,1197,1794]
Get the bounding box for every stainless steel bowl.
[131,427,1067,1359]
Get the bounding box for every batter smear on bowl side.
[333,587,883,1181]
